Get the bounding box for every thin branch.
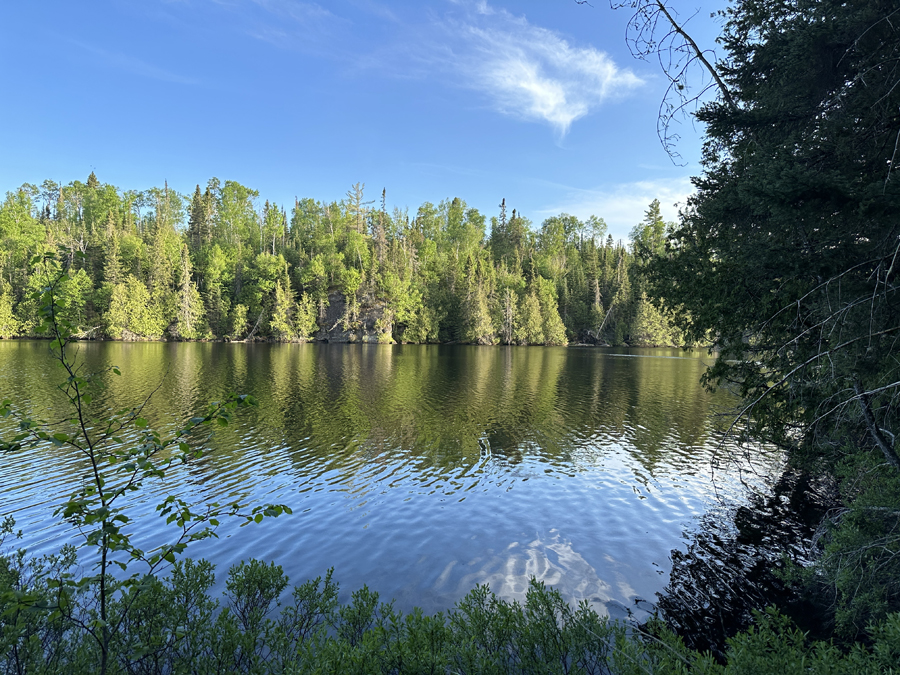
[854,379,900,471]
[653,1,736,111]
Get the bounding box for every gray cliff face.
[314,291,393,343]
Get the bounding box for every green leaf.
[135,417,147,429]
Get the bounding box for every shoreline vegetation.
[0,333,686,348]
[0,177,686,348]
[4,535,900,674]
[0,270,896,673]
[5,0,900,669]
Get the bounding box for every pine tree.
[295,293,318,340]
[270,268,296,341]
[516,291,544,345]
[0,280,18,338]
[103,217,123,286]
[173,245,205,340]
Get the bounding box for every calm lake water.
[0,341,782,620]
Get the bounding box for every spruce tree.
[516,291,544,345]
[103,220,123,285]
[0,280,18,338]
[174,245,205,340]
[187,185,205,250]
[270,267,296,341]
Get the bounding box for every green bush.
[4,531,900,675]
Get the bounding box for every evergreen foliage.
[0,176,682,345]
[642,0,900,641]
[0,281,18,338]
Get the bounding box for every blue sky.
[0,0,727,241]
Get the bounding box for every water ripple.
[0,342,778,621]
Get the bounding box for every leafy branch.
[0,253,292,674]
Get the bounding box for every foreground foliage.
[642,0,900,641]
[0,262,290,674]
[2,531,900,675]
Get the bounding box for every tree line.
[0,174,682,347]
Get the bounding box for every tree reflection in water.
[655,469,834,659]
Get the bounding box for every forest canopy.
[0,178,681,347]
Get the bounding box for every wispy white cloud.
[536,177,694,241]
[223,0,345,50]
[70,40,197,85]
[441,3,644,136]
[208,0,642,135]
[249,0,334,24]
[346,0,400,23]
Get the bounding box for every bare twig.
[854,379,900,470]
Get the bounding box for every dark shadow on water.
[654,469,836,659]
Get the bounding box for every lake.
[0,341,782,621]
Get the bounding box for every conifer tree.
[536,277,567,345]
[270,267,296,341]
[373,188,388,265]
[230,304,248,340]
[106,275,164,339]
[103,218,123,286]
[345,183,373,235]
[202,243,231,337]
[0,280,18,338]
[295,293,318,340]
[174,245,205,340]
[516,291,544,345]
[58,268,94,333]
[460,255,494,344]
[495,262,523,345]
[0,172,681,346]
[632,291,672,346]
[630,199,667,262]
[187,185,206,250]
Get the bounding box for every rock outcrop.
[314,291,393,343]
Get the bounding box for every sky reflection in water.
[0,342,782,619]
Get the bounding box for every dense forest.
[3,0,900,670]
[0,177,682,347]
